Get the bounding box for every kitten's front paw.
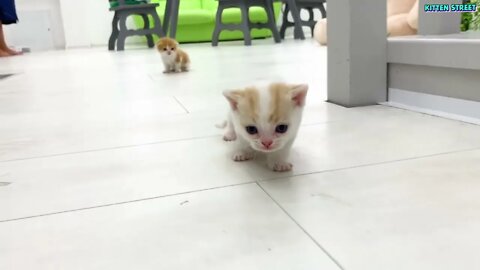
[223,131,237,141]
[232,151,254,162]
[269,161,293,172]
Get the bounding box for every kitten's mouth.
[254,145,278,153]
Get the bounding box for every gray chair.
[280,0,326,38]
[108,0,165,51]
[212,0,281,46]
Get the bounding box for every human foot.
[0,49,11,57]
[0,47,22,57]
[6,48,22,55]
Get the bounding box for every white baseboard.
[383,88,480,126]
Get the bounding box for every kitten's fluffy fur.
[219,82,308,172]
[156,37,190,73]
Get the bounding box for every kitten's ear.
[290,84,309,107]
[223,90,243,110]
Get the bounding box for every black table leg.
[169,0,180,39]
[284,0,305,39]
[163,0,172,34]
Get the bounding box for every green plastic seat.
[133,0,281,43]
[109,0,148,8]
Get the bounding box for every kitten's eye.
[275,124,289,133]
[245,126,258,135]
[163,48,167,51]
[171,47,176,50]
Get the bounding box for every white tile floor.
[1,39,480,269]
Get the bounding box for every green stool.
[108,0,165,51]
[212,0,281,46]
[280,0,326,38]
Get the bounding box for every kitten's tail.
[215,120,227,129]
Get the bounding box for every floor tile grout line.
[0,134,220,163]
[0,106,464,162]
[255,182,346,270]
[260,146,480,183]
[0,104,412,166]
[173,96,190,114]
[5,146,475,223]
[0,121,334,164]
[0,181,255,223]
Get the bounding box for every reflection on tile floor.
[0,74,13,80]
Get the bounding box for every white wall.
[59,0,114,48]
[59,0,142,48]
[57,0,89,48]
[4,0,66,50]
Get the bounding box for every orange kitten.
[156,37,190,73]
[219,82,308,172]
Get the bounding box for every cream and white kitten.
[218,82,308,172]
[156,37,190,73]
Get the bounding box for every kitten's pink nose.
[261,140,273,148]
